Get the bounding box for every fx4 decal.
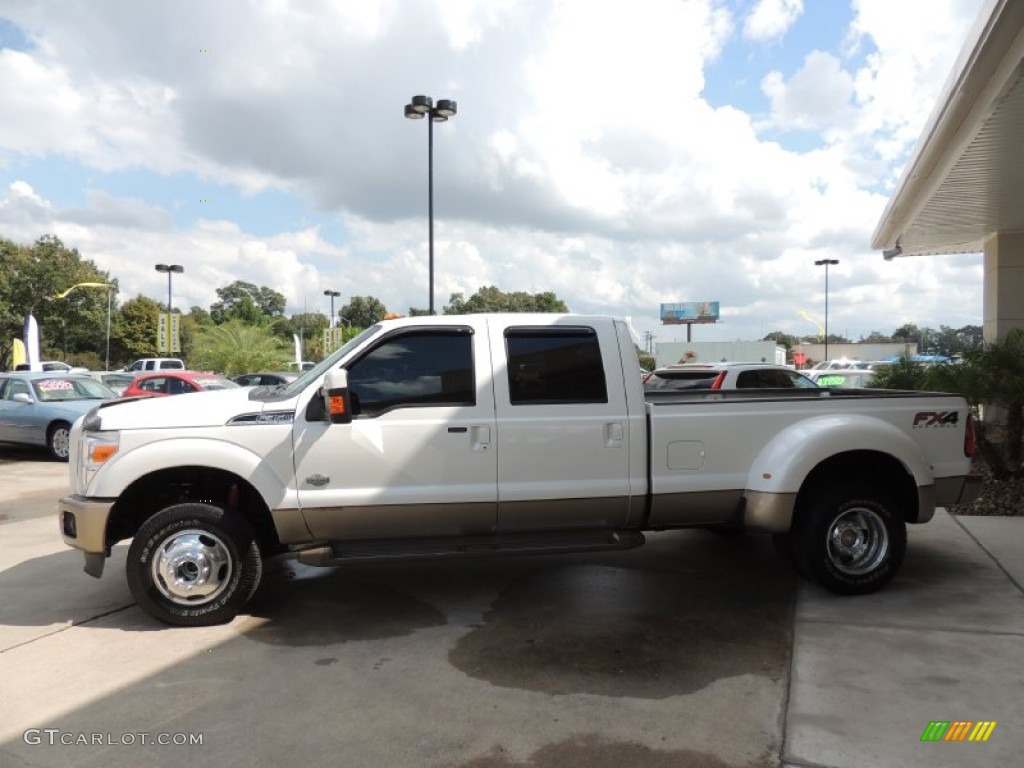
[913,411,960,428]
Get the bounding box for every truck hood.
[92,388,297,431]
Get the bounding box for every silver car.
[0,372,117,460]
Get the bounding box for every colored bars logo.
[921,721,997,742]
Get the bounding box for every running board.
[296,529,645,567]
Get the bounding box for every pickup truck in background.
[58,314,980,626]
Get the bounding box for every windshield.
[255,325,381,402]
[193,376,239,390]
[31,376,116,401]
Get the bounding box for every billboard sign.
[660,302,720,325]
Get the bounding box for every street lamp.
[323,289,341,328]
[404,94,458,315]
[814,259,839,361]
[155,264,184,355]
[54,282,115,371]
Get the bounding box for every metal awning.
[872,0,1024,257]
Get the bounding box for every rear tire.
[792,484,906,595]
[127,503,262,626]
[47,421,72,461]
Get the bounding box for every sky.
[0,0,990,347]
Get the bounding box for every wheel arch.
[106,466,284,557]
[794,450,919,525]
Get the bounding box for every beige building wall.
[983,232,1024,342]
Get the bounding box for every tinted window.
[347,330,475,417]
[139,377,166,393]
[645,371,717,390]
[167,377,196,395]
[505,327,607,405]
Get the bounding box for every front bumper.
[58,495,116,577]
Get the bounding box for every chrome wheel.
[826,506,889,576]
[151,529,233,606]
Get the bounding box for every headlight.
[81,431,120,492]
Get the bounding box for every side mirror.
[12,393,33,404]
[323,369,352,425]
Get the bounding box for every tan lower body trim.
[647,490,744,527]
[743,491,796,533]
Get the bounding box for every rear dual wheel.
[789,484,906,595]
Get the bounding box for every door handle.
[604,422,624,446]
[470,425,491,452]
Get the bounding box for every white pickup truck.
[58,314,980,626]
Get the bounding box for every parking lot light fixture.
[814,259,839,361]
[404,94,458,315]
[154,264,184,356]
[323,289,341,328]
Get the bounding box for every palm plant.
[188,320,292,376]
[872,330,1024,480]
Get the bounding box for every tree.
[443,286,569,314]
[0,235,111,368]
[111,295,162,363]
[859,331,894,343]
[762,331,799,351]
[188,306,214,327]
[188,321,292,375]
[210,281,286,324]
[340,296,388,328]
[929,325,983,358]
[892,323,922,343]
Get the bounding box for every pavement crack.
[951,514,1024,596]
[0,604,135,653]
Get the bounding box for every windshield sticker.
[37,380,74,391]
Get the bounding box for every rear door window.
[504,327,607,405]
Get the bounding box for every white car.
[644,362,818,391]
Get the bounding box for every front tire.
[792,485,906,595]
[47,421,72,461]
[127,503,262,626]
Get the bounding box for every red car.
[121,371,240,398]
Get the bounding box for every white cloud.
[762,51,855,131]
[743,0,804,41]
[0,0,990,346]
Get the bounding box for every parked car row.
[643,362,818,391]
[0,372,118,460]
[0,367,302,461]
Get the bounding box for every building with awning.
[871,0,1024,342]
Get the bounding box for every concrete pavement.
[1,447,1022,767]
[783,511,1024,768]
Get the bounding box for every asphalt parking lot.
[1,443,1022,768]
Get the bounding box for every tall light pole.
[323,289,340,328]
[404,94,457,315]
[155,264,184,355]
[54,282,115,370]
[814,259,839,361]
